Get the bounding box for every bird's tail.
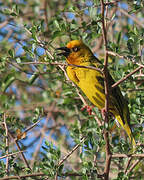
[115,115,136,148]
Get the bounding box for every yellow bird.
[57,40,136,147]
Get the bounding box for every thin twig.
[58,137,85,167]
[107,50,144,68]
[112,154,144,158]
[16,62,102,73]
[126,158,143,175]
[125,157,133,174]
[0,172,104,180]
[112,66,143,88]
[21,120,40,135]
[107,51,144,88]
[3,113,9,175]
[8,132,32,171]
[0,173,45,180]
[0,151,26,160]
[14,120,40,141]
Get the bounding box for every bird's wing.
[92,59,130,126]
[108,72,130,126]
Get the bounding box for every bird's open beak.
[56,47,70,57]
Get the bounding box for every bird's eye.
[72,47,79,52]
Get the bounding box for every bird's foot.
[81,105,94,115]
[101,108,113,119]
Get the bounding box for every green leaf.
[3,8,12,15]
[117,31,121,45]
[54,20,61,30]
[52,31,62,39]
[2,76,15,92]
[8,49,15,58]
[10,12,17,16]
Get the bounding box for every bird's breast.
[67,66,105,109]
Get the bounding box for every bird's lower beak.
[56,47,70,57]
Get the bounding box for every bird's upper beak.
[56,47,70,57]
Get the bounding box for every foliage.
[0,0,144,179]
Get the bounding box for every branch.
[107,51,144,68]
[112,66,143,88]
[3,113,9,175]
[112,154,144,158]
[58,137,85,167]
[0,172,104,180]
[125,157,133,174]
[0,151,26,160]
[107,51,144,88]
[16,62,102,73]
[100,0,111,180]
[21,120,40,136]
[0,173,45,180]
[8,132,32,171]
[126,158,142,175]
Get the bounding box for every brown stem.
[112,154,144,158]
[125,157,133,174]
[126,158,142,175]
[3,113,9,175]
[101,0,111,179]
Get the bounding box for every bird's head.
[57,40,94,65]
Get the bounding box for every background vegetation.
[0,0,144,179]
